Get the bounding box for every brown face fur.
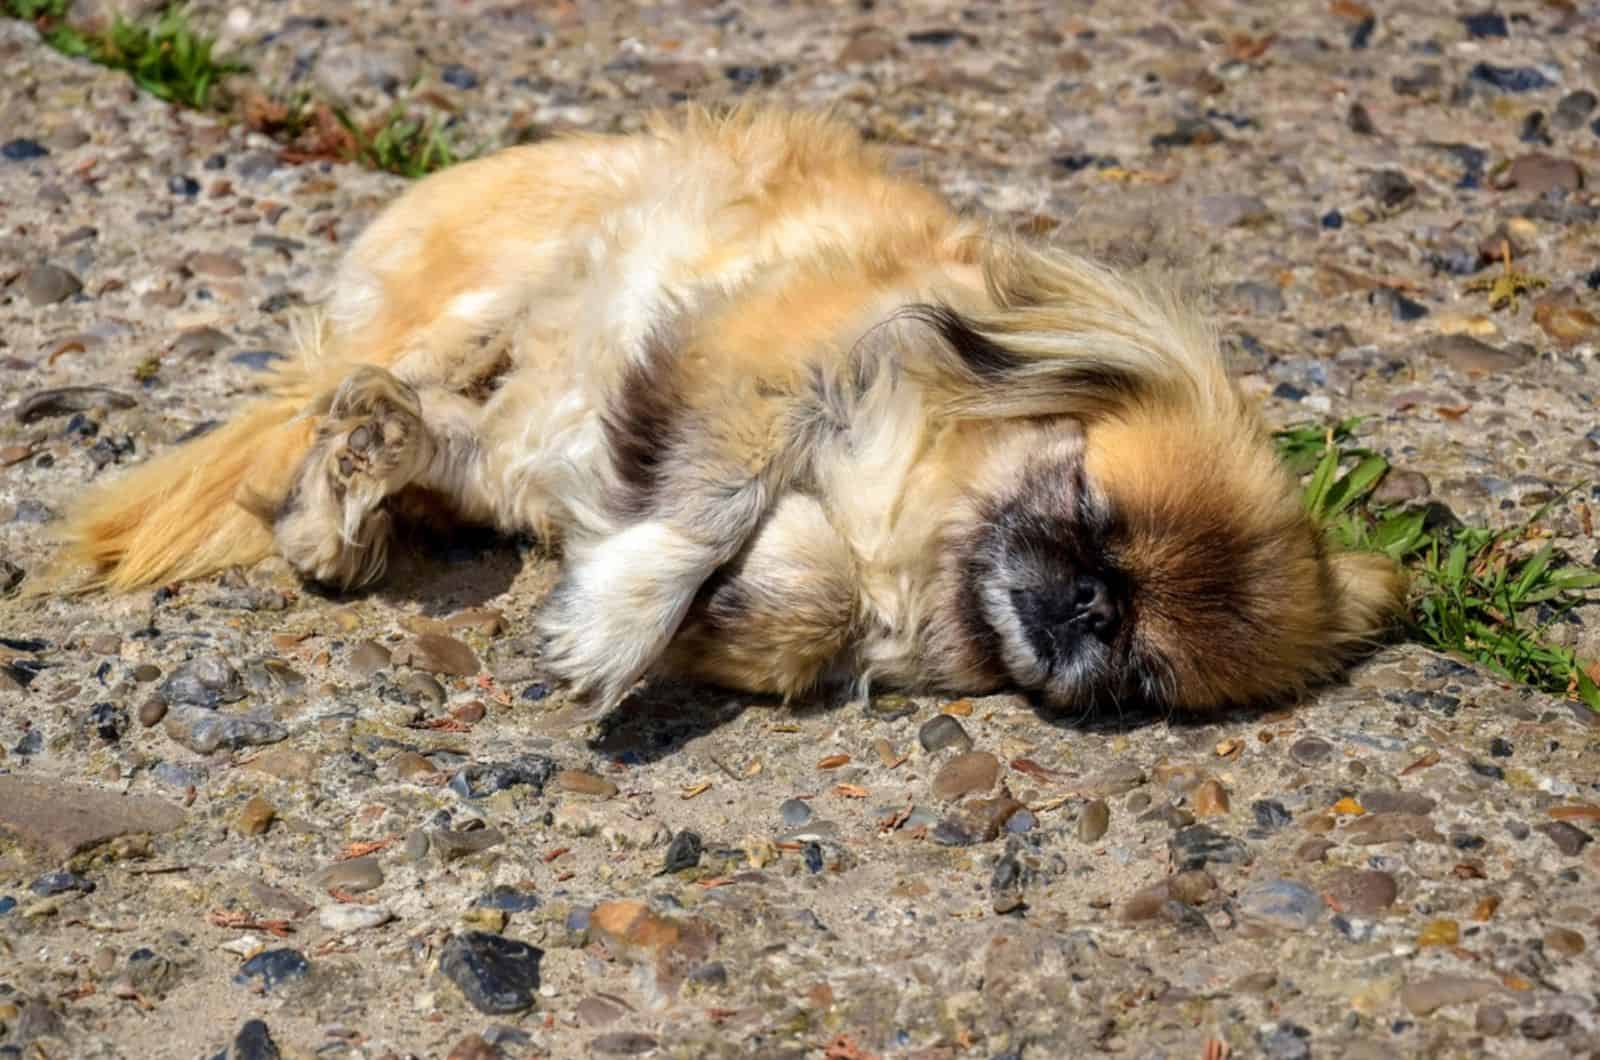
[946,401,1406,713]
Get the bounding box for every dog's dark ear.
[904,301,1148,422]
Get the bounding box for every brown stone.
[590,899,716,984]
[389,751,438,780]
[1191,779,1230,816]
[185,252,246,278]
[554,769,619,799]
[1499,153,1584,195]
[950,794,1025,842]
[241,748,319,783]
[838,29,898,64]
[445,1033,500,1060]
[0,776,184,859]
[1323,868,1398,916]
[1421,334,1525,376]
[1168,870,1216,906]
[348,639,391,677]
[1543,927,1586,957]
[1118,882,1169,922]
[1534,299,1599,348]
[235,796,275,837]
[394,633,481,676]
[1342,813,1441,845]
[1078,798,1110,843]
[1401,975,1500,1016]
[1296,838,1336,862]
[931,751,1000,801]
[445,608,505,636]
[1076,764,1145,797]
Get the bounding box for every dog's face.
[951,406,1404,713]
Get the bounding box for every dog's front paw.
[532,522,717,711]
[533,586,658,711]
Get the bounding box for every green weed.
[1275,419,1600,710]
[7,3,244,110]
[339,107,464,178]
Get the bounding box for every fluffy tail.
[51,363,328,592]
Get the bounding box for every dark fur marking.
[272,481,303,528]
[908,303,1024,380]
[602,333,683,518]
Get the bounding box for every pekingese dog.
[61,107,1404,714]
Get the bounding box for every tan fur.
[56,106,1405,713]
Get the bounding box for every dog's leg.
[661,493,858,700]
[533,476,770,711]
[272,366,490,589]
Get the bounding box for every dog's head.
[922,248,1405,712]
[950,407,1403,713]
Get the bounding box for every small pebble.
[1323,869,1397,917]
[661,830,703,873]
[1191,779,1230,817]
[930,751,999,801]
[1289,736,1333,766]
[235,796,275,837]
[229,1019,282,1060]
[1543,926,1585,956]
[2,138,49,161]
[310,856,384,893]
[553,769,618,798]
[779,798,812,827]
[1536,821,1592,856]
[438,932,543,1015]
[22,265,83,307]
[1252,799,1292,832]
[233,949,309,992]
[476,886,540,913]
[917,714,972,754]
[1238,879,1323,931]
[319,904,392,932]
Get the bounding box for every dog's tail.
[51,356,332,593]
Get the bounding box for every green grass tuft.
[338,107,465,178]
[1275,419,1600,710]
[7,2,244,110]
[57,7,244,109]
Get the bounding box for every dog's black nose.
[1013,575,1120,647]
[1068,574,1118,638]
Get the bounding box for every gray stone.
[432,826,506,862]
[438,932,543,1015]
[22,264,82,306]
[159,655,244,707]
[1289,736,1333,766]
[917,714,972,754]
[1421,334,1525,375]
[1401,975,1499,1016]
[1227,281,1285,316]
[0,775,184,858]
[233,949,308,992]
[310,855,384,893]
[1238,879,1323,931]
[229,1019,281,1060]
[163,706,287,753]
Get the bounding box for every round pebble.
[930,751,999,801]
[917,714,972,754]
